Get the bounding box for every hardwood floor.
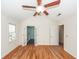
[3,45,76,59]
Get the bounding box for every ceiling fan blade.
[22,5,36,8]
[44,0,60,8]
[33,12,38,16]
[37,0,42,5]
[43,10,49,15]
[23,8,36,11]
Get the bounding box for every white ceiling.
[1,0,77,21]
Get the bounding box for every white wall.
[1,15,19,58]
[58,15,77,57]
[50,21,59,45]
[18,16,59,46]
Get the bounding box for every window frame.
[8,23,16,42]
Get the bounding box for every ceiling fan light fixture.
[36,6,45,13]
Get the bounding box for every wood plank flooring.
[3,45,76,59]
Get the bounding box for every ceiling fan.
[22,0,60,16]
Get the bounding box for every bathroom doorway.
[27,26,35,45]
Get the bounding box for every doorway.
[59,25,64,48]
[27,26,35,45]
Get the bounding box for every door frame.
[59,24,64,48]
[27,26,35,45]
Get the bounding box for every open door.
[59,25,64,48]
[27,26,35,45]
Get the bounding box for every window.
[9,24,16,42]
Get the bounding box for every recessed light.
[57,13,61,16]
